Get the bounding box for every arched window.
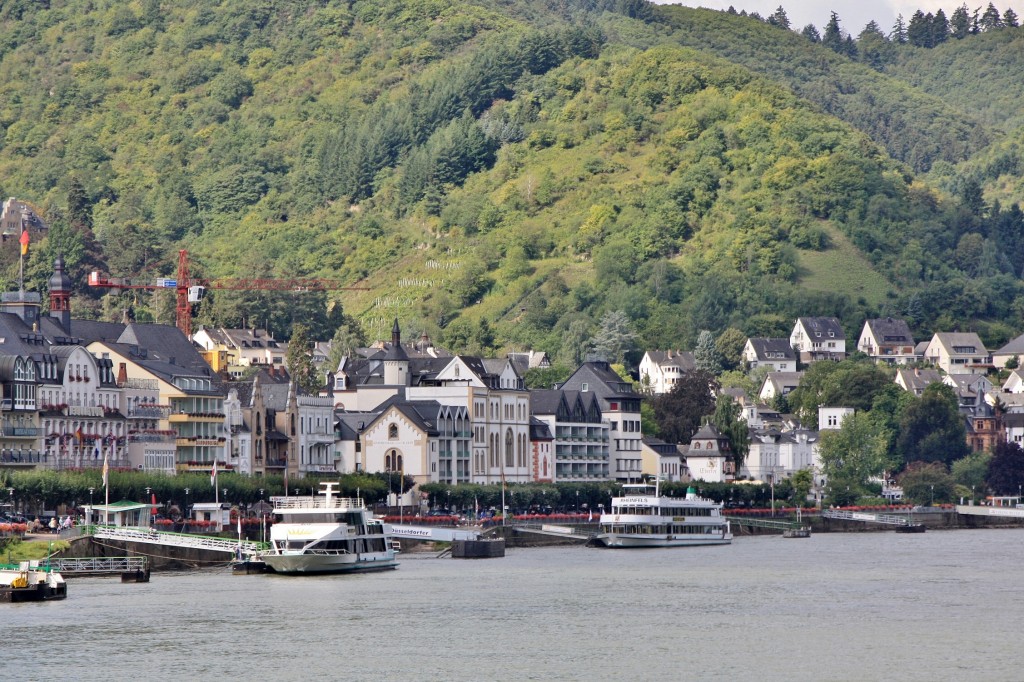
[505,429,514,468]
[388,423,398,439]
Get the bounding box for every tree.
[950,4,972,38]
[818,411,897,486]
[326,316,367,373]
[712,395,749,471]
[890,14,908,43]
[952,450,992,495]
[715,327,747,371]
[767,6,790,30]
[589,310,636,365]
[1004,8,1019,27]
[822,12,845,53]
[801,24,821,42]
[899,461,956,505]
[790,468,814,506]
[897,383,969,467]
[986,440,1024,494]
[285,323,320,394]
[649,369,718,444]
[694,330,722,373]
[980,2,1003,31]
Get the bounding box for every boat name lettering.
[620,497,651,504]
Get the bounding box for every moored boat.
[593,482,732,548]
[0,561,67,602]
[260,482,398,574]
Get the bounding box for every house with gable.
[334,320,531,485]
[857,318,917,365]
[992,332,1024,369]
[923,332,990,375]
[359,397,472,494]
[641,436,687,483]
[741,338,796,372]
[758,371,803,402]
[943,374,993,415]
[1002,369,1024,394]
[790,317,846,364]
[638,350,696,394]
[895,367,942,397]
[558,361,643,483]
[192,327,287,379]
[530,388,610,482]
[681,423,734,483]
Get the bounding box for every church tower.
[382,318,410,386]
[48,255,72,332]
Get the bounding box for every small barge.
[1,561,67,602]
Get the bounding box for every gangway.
[728,517,803,532]
[50,556,148,575]
[90,525,265,557]
[511,523,593,541]
[821,509,916,527]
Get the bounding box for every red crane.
[88,249,367,337]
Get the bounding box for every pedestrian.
[48,516,58,534]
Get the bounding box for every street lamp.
[7,487,14,517]
[576,490,579,514]
[184,487,190,527]
[930,485,934,507]
[446,489,451,512]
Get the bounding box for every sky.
[653,1,1024,34]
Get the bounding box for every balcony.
[0,426,39,438]
[169,411,225,423]
[128,406,169,419]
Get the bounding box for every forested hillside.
[0,0,1022,367]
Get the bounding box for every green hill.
[0,0,1020,365]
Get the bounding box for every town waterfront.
[8,529,1024,681]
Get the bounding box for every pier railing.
[89,525,266,556]
[50,556,148,574]
[821,509,914,526]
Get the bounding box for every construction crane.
[88,249,367,337]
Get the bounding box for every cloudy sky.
[654,1,1024,33]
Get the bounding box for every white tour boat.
[593,481,732,548]
[261,482,398,574]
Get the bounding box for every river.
[7,528,1024,681]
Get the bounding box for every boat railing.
[271,496,364,510]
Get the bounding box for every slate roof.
[747,338,795,360]
[864,318,914,344]
[645,350,696,371]
[797,317,845,339]
[895,368,941,394]
[557,361,637,401]
[996,332,1024,356]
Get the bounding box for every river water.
[7,528,1024,681]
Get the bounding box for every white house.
[758,371,804,402]
[639,350,696,394]
[742,338,796,373]
[992,333,1024,369]
[682,423,733,483]
[819,407,854,430]
[923,332,990,375]
[790,317,846,364]
[857,318,917,365]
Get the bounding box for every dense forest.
[0,0,1022,370]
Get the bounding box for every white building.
[790,317,846,364]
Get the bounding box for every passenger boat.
[593,481,732,548]
[260,482,398,575]
[0,561,67,602]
